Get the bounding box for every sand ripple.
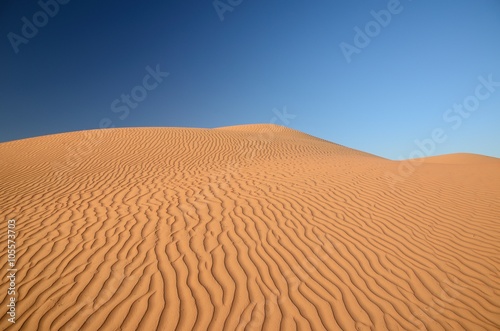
[1,125,499,330]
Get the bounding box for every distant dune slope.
[416,153,500,164]
[1,125,499,330]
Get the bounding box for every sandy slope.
[415,153,500,164]
[0,124,499,330]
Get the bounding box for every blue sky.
[1,0,499,159]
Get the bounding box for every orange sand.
[1,125,499,330]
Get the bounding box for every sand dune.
[1,125,499,330]
[416,153,500,164]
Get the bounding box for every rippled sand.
[1,125,499,330]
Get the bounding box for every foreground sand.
[1,125,499,330]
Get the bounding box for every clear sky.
[1,0,499,159]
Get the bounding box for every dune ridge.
[415,153,500,164]
[1,125,499,330]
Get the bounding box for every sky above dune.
[1,0,499,159]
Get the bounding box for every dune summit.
[1,124,499,330]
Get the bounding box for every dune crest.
[1,125,499,330]
[416,152,500,164]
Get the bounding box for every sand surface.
[1,124,499,330]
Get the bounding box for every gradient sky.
[1,0,499,159]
